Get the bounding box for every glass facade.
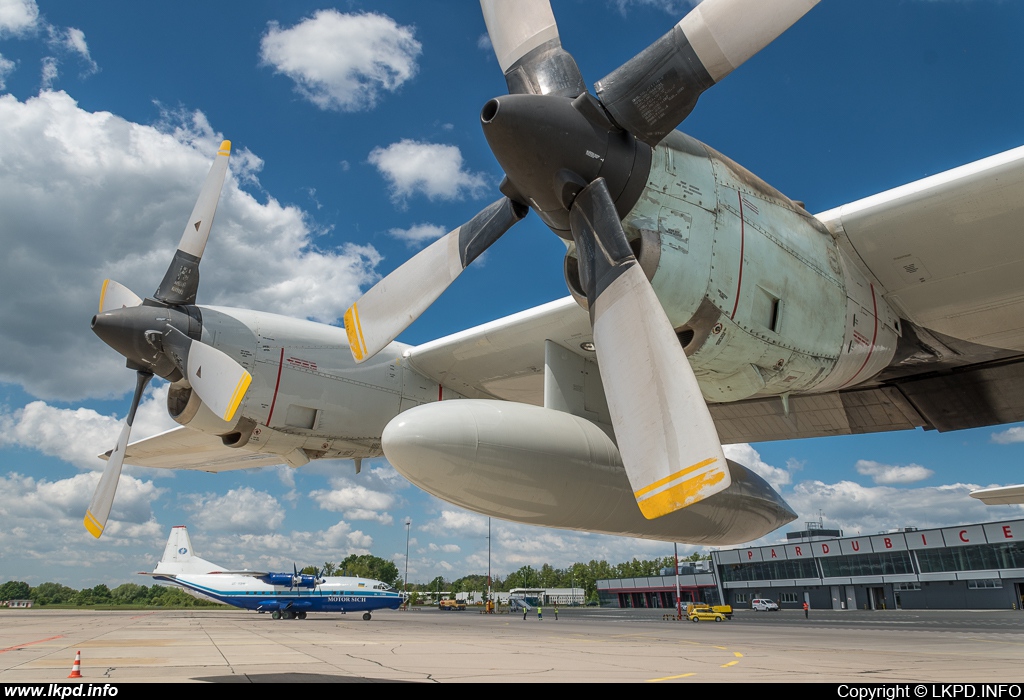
[818,551,914,577]
[720,557,819,582]
[915,542,1024,573]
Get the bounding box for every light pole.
[404,518,411,606]
[486,517,492,611]
[674,543,682,620]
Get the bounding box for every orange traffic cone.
[67,650,82,678]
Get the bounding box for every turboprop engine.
[382,400,796,545]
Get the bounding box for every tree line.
[2,552,709,607]
[0,580,223,607]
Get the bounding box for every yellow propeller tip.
[84,512,104,539]
[218,140,231,156]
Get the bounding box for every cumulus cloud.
[724,443,792,490]
[428,543,461,553]
[181,486,286,534]
[187,520,375,574]
[612,0,696,15]
[0,53,14,88]
[991,426,1024,444]
[47,26,97,75]
[260,10,421,112]
[387,223,448,247]
[0,0,39,36]
[422,509,489,537]
[309,477,396,524]
[785,480,1014,536]
[855,459,934,485]
[39,54,55,87]
[0,385,178,471]
[0,470,164,587]
[0,90,382,401]
[368,139,489,204]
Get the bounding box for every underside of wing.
[405,297,595,407]
[408,295,1024,443]
[100,426,287,473]
[817,145,1024,353]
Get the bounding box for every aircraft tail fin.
[152,525,221,575]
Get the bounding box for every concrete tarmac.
[2,607,1023,683]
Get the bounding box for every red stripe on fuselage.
[839,283,879,389]
[731,191,746,320]
[266,347,285,425]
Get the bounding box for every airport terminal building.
[597,517,1024,611]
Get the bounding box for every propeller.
[86,140,252,538]
[345,197,527,361]
[84,369,152,538]
[349,0,818,518]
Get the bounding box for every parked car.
[751,598,779,611]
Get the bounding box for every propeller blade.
[345,197,527,363]
[162,327,251,422]
[154,140,231,306]
[595,0,819,145]
[569,178,730,519]
[98,279,142,313]
[480,0,585,97]
[85,370,153,538]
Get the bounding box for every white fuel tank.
[383,400,796,545]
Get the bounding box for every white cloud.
[855,459,934,485]
[0,90,382,402]
[368,139,489,203]
[185,521,375,574]
[991,426,1024,444]
[0,53,14,88]
[477,33,492,52]
[309,477,396,524]
[388,223,448,247]
[39,54,55,87]
[51,26,97,75]
[260,10,421,112]
[428,543,461,553]
[784,480,1015,537]
[612,0,696,15]
[723,443,792,490]
[422,509,489,537]
[0,0,39,36]
[181,486,286,534]
[0,385,177,471]
[0,471,163,546]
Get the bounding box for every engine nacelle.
[262,572,319,589]
[167,381,253,447]
[382,400,796,545]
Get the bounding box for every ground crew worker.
[523,605,528,620]
[554,605,558,620]
[803,601,809,618]
[538,605,543,620]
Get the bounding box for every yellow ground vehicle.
[439,599,466,611]
[686,603,727,622]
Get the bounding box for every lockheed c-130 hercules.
[88,0,1024,542]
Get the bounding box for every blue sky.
[1,0,1023,589]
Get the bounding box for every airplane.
[141,525,403,620]
[87,0,1024,544]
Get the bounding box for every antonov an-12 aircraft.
[88,0,1024,542]
[142,526,402,620]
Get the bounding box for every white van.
[751,598,779,611]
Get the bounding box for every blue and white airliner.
[143,526,403,620]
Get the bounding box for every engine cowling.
[382,399,796,545]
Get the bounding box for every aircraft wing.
[101,426,286,472]
[816,145,1024,353]
[404,297,929,443]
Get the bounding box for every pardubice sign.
[715,519,1023,564]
